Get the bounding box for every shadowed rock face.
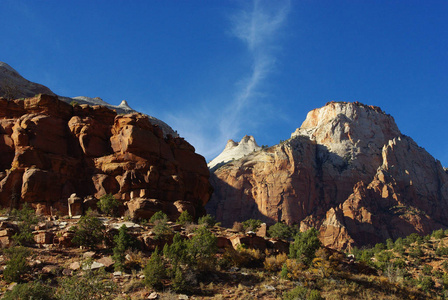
[0,94,211,220]
[207,101,448,250]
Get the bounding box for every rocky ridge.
[0,94,211,220]
[206,101,448,250]
[0,62,177,138]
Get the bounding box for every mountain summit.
[208,135,261,169]
[207,101,448,250]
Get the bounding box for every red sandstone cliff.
[206,102,448,250]
[0,94,211,219]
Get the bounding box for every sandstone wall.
[0,94,211,219]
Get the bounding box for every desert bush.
[11,203,39,245]
[232,221,244,233]
[268,222,296,240]
[56,268,116,300]
[283,286,322,300]
[419,276,435,292]
[144,247,166,290]
[289,228,321,266]
[3,246,31,283]
[176,210,193,225]
[242,218,262,232]
[98,193,120,216]
[72,210,105,249]
[422,264,433,275]
[436,245,448,256]
[264,252,288,272]
[198,214,218,227]
[280,259,306,281]
[432,228,446,239]
[3,281,55,300]
[224,245,264,268]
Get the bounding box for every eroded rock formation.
[0,94,211,220]
[207,101,448,250]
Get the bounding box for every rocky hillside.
[208,135,261,169]
[0,94,211,220]
[206,101,448,250]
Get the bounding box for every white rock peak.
[208,135,261,169]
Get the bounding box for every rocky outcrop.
[208,135,261,169]
[207,101,448,250]
[0,94,211,220]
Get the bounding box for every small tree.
[198,214,218,228]
[113,225,137,271]
[98,194,120,217]
[186,226,217,270]
[268,222,296,240]
[3,282,55,300]
[72,210,105,249]
[144,247,165,290]
[176,210,193,226]
[242,219,262,232]
[289,228,322,266]
[163,233,188,266]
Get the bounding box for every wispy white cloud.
[166,0,290,161]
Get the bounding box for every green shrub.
[72,210,105,249]
[3,246,31,283]
[3,281,55,300]
[242,218,262,232]
[409,246,424,258]
[176,210,193,225]
[98,193,120,216]
[289,228,321,266]
[422,264,433,275]
[187,226,217,259]
[432,228,446,239]
[150,211,168,223]
[144,247,165,290]
[56,268,116,300]
[283,285,308,300]
[11,203,39,245]
[268,222,296,240]
[163,233,188,266]
[171,265,189,293]
[198,214,218,227]
[152,217,172,240]
[419,276,435,292]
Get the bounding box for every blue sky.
[1,0,447,166]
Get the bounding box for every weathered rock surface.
[207,101,448,250]
[0,94,211,220]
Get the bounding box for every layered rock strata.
[0,94,211,220]
[207,101,448,249]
